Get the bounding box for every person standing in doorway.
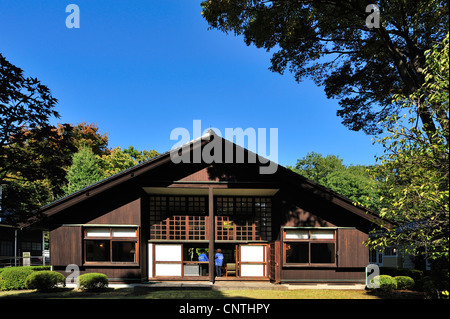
[198,249,209,276]
[215,249,224,277]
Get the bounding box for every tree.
[100,146,159,178]
[368,33,448,262]
[288,152,381,210]
[1,53,63,224]
[57,122,110,156]
[123,146,159,163]
[63,146,105,195]
[201,0,448,139]
[1,53,59,184]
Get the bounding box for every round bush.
[394,276,415,290]
[371,275,397,291]
[77,273,109,291]
[0,267,34,291]
[25,271,66,292]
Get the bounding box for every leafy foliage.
[100,146,159,178]
[368,34,449,261]
[0,54,59,172]
[201,0,448,138]
[77,273,109,291]
[0,267,35,291]
[25,270,66,292]
[288,152,381,210]
[395,276,415,290]
[63,146,105,195]
[371,275,397,291]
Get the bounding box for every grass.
[0,288,425,299]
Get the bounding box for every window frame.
[83,226,139,265]
[282,227,337,267]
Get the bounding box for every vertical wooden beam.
[208,186,215,284]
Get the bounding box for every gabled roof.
[32,130,394,229]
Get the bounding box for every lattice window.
[215,196,272,241]
[254,197,272,241]
[150,196,272,241]
[216,216,235,241]
[187,216,207,240]
[150,215,207,240]
[216,197,234,215]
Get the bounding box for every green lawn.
[0,288,425,299]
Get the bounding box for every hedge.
[371,275,397,291]
[0,266,52,291]
[25,271,66,292]
[394,276,415,290]
[77,273,109,291]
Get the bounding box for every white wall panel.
[155,244,182,262]
[155,264,182,276]
[241,264,264,277]
[240,245,265,262]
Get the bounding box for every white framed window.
[84,227,138,264]
[283,228,336,266]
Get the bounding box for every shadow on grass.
[0,287,135,299]
[0,287,428,299]
[0,287,250,299]
[365,289,426,299]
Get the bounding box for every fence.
[0,253,49,268]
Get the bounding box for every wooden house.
[0,224,45,267]
[33,131,392,284]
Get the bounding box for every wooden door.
[238,244,269,278]
[268,241,281,282]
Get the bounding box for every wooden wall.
[50,226,82,266]
[49,192,145,282]
[337,228,368,268]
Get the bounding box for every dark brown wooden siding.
[337,228,369,267]
[86,198,141,225]
[281,268,366,283]
[50,226,82,266]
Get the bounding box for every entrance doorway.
[149,243,269,280]
[215,243,269,279]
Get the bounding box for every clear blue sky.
[0,0,383,167]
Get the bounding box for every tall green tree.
[63,146,105,196]
[1,53,63,224]
[201,0,448,139]
[289,152,381,210]
[1,53,59,184]
[100,146,159,178]
[368,33,449,262]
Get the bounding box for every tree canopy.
[288,152,381,211]
[368,33,449,261]
[201,0,448,139]
[63,146,105,196]
[0,53,60,185]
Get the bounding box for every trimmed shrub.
[0,267,35,291]
[371,275,397,291]
[77,273,109,291]
[0,266,53,291]
[394,276,415,290]
[25,271,65,292]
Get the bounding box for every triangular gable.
[31,130,393,229]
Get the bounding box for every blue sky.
[0,0,383,167]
